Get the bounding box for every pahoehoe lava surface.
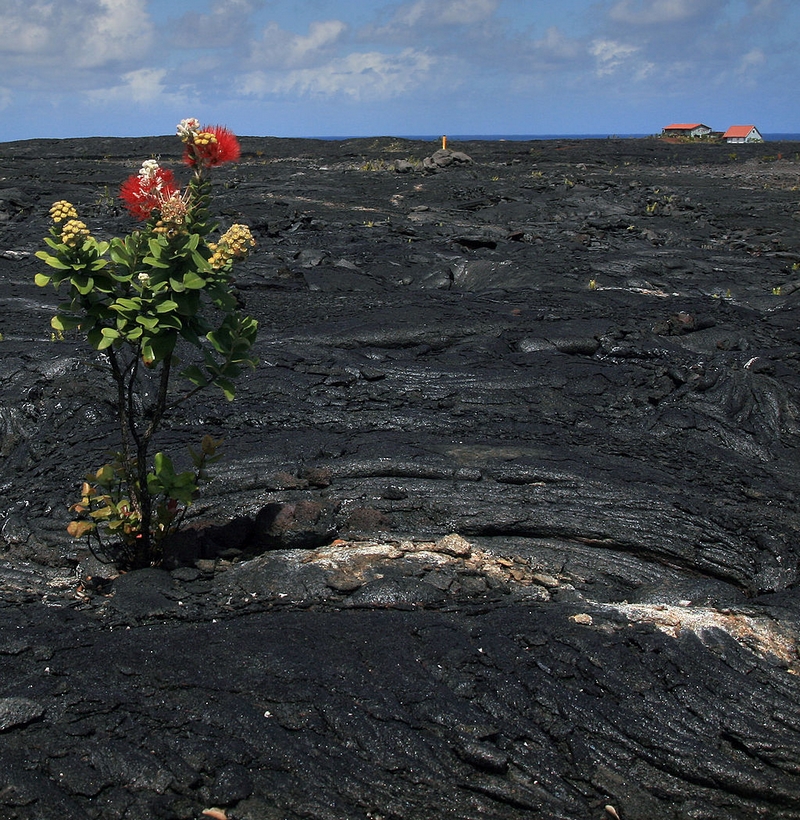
[1,135,800,819]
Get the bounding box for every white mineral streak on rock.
[605,602,798,665]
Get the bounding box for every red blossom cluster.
[119,121,241,221]
[119,165,179,221]
[183,125,241,169]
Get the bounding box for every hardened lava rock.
[0,135,799,819]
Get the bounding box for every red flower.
[183,125,241,169]
[119,165,179,220]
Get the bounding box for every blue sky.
[1,0,798,141]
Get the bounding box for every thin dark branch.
[165,379,210,413]
[126,354,142,450]
[106,347,135,463]
[143,352,172,447]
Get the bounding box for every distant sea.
[317,133,800,142]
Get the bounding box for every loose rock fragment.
[435,533,472,557]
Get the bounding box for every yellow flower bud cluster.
[209,224,255,270]
[49,200,78,223]
[60,219,91,248]
[193,131,218,149]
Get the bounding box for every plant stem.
[135,352,173,566]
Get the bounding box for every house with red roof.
[722,125,764,143]
[662,123,713,138]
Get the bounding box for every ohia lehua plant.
[36,118,258,568]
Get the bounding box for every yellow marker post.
[442,135,447,150]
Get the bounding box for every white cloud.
[608,0,721,26]
[738,48,767,71]
[742,0,782,19]
[129,68,168,103]
[532,27,583,62]
[0,0,154,74]
[77,0,154,68]
[289,20,349,63]
[633,60,657,81]
[392,0,500,27]
[86,68,189,107]
[0,8,51,56]
[732,47,767,86]
[590,39,641,76]
[248,19,348,69]
[598,0,787,90]
[239,48,436,101]
[171,0,263,49]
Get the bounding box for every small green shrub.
[35,118,258,568]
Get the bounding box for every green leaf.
[148,237,166,257]
[206,329,229,354]
[180,365,207,387]
[142,255,170,269]
[51,314,81,332]
[216,377,235,401]
[222,363,243,379]
[96,328,118,350]
[109,270,133,283]
[73,276,94,295]
[156,314,182,331]
[155,299,179,313]
[179,325,201,347]
[153,451,175,480]
[109,238,136,267]
[34,272,51,287]
[191,251,211,271]
[170,472,199,506]
[183,271,206,290]
[87,327,103,349]
[113,297,141,311]
[148,330,177,361]
[89,506,113,520]
[94,463,117,485]
[37,252,71,271]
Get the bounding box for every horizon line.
[4,131,800,145]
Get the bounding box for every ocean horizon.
[313,133,800,142]
[3,132,799,145]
